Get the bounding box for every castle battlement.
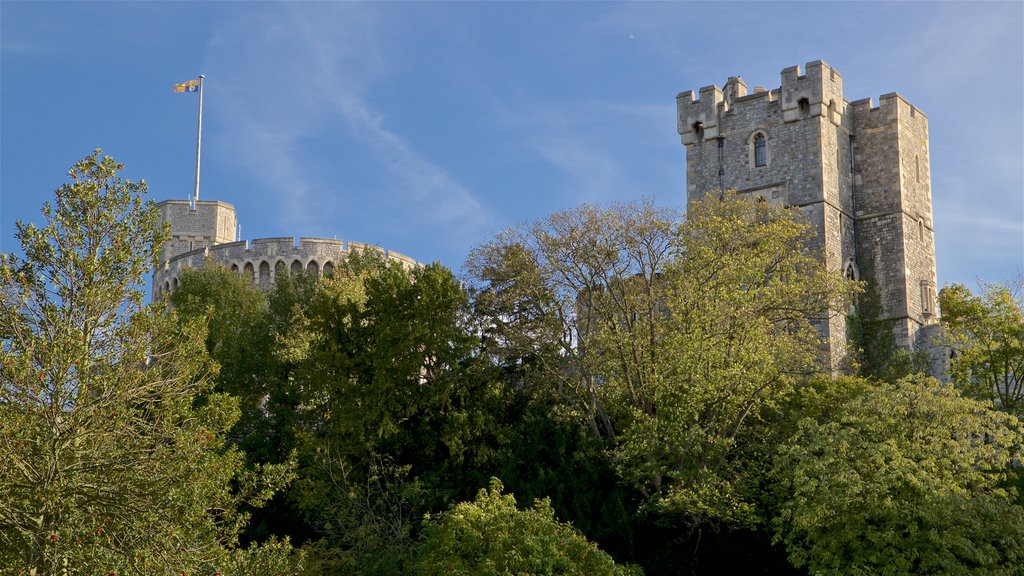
[676,85,724,144]
[153,200,420,299]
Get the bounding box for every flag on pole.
[173,79,200,93]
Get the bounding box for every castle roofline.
[156,199,237,210]
[850,92,928,118]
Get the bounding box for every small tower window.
[798,97,810,117]
[754,133,767,167]
[918,218,926,242]
[693,121,705,142]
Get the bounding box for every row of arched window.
[157,258,336,299]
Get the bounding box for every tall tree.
[286,256,504,573]
[0,151,297,575]
[615,193,854,525]
[467,194,855,526]
[941,280,1024,418]
[466,199,678,444]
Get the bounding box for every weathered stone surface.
[678,61,940,371]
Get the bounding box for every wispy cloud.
[201,4,490,246]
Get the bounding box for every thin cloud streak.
[201,5,491,246]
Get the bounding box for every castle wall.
[850,93,938,350]
[678,60,940,370]
[151,200,419,300]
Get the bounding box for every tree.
[414,478,641,576]
[467,194,856,526]
[615,193,854,524]
[467,199,679,444]
[941,280,1024,418]
[279,255,506,573]
[772,375,1024,575]
[0,151,298,574]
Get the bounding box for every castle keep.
[677,60,939,369]
[152,199,417,300]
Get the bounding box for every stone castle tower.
[677,60,939,369]
[152,199,417,300]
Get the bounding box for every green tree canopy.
[0,151,298,575]
[415,478,641,576]
[467,193,857,526]
[772,375,1024,575]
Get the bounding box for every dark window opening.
[692,121,704,141]
[798,97,810,116]
[754,133,766,167]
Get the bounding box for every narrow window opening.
[754,133,767,167]
[921,281,936,317]
[918,218,926,242]
[692,121,704,141]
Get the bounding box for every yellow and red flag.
[173,79,200,93]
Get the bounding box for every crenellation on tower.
[676,85,724,145]
[679,60,941,373]
[780,60,844,125]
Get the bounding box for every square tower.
[155,199,237,268]
[677,61,939,371]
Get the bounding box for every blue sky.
[2,1,1022,288]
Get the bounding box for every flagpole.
[192,74,205,210]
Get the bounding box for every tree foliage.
[16,158,1019,576]
[467,194,856,526]
[0,151,298,575]
[941,280,1024,418]
[415,478,641,576]
[773,375,1024,575]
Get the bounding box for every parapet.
[850,92,927,129]
[677,84,724,145]
[780,60,844,124]
[153,235,421,300]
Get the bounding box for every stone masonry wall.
[156,200,237,266]
[152,199,418,300]
[679,60,940,370]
